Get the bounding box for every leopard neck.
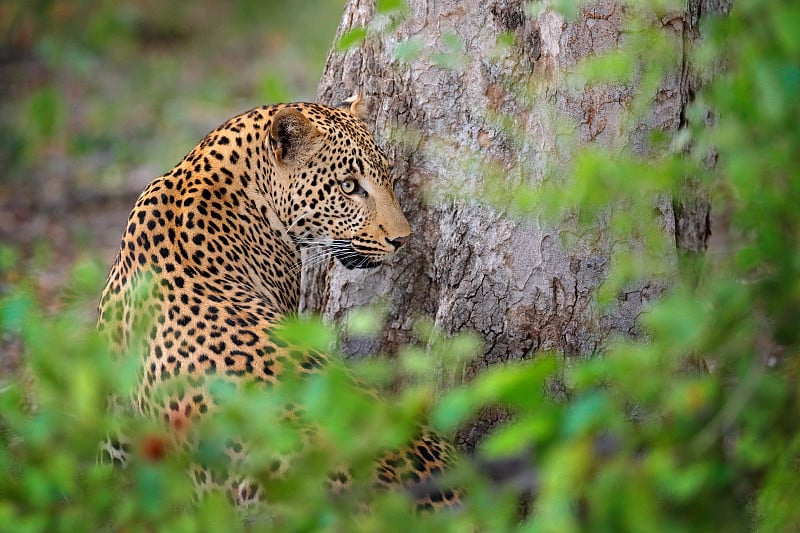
[164,166,302,315]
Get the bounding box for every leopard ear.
[269,107,321,165]
[340,91,365,119]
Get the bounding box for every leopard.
[97,96,461,512]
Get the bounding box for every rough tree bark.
[303,0,719,452]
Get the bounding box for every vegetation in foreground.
[2,0,799,531]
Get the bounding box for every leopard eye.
[340,178,358,195]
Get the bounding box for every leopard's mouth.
[330,240,383,270]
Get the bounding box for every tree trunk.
[303,0,715,452]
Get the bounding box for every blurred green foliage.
[0,0,345,188]
[2,0,800,531]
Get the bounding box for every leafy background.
[0,0,344,331]
[2,0,800,531]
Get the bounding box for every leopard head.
[266,103,411,269]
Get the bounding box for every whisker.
[291,248,333,275]
[284,213,308,234]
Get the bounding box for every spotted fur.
[98,102,460,511]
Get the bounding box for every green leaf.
[551,0,581,20]
[561,392,610,438]
[377,0,406,13]
[430,31,468,69]
[346,306,384,336]
[432,357,556,432]
[643,291,708,353]
[482,412,557,457]
[336,27,368,51]
[273,316,335,352]
[441,31,463,52]
[394,38,424,63]
[432,387,475,432]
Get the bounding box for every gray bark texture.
[303,0,718,452]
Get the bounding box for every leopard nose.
[386,236,408,250]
